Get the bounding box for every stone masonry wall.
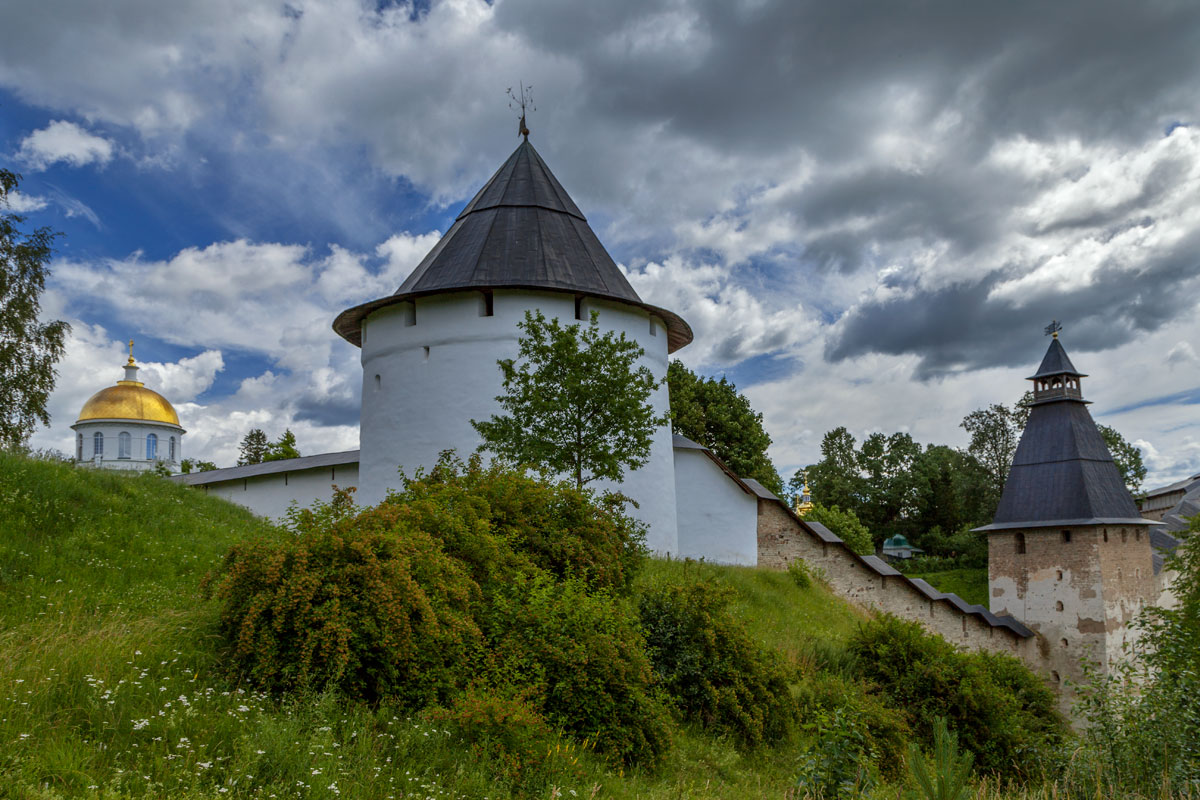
[758,499,1038,664]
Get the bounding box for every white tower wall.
[357,289,679,554]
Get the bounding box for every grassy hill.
[0,452,876,799]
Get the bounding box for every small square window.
[1061,530,1071,543]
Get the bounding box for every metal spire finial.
[127,338,136,365]
[1044,320,1062,339]
[507,82,534,140]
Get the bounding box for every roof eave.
[973,516,1163,532]
[333,286,694,354]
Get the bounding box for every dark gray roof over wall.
[1028,337,1085,379]
[979,340,1152,531]
[334,139,693,353]
[171,450,361,487]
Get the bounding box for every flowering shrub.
[203,514,484,707]
[388,453,647,593]
[638,572,797,746]
[206,456,669,764]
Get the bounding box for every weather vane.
[507,82,534,140]
[1044,320,1062,339]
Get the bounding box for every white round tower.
[71,341,185,471]
[334,139,692,554]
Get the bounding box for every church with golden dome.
[72,341,185,471]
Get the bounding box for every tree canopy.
[666,360,784,496]
[959,402,1021,509]
[0,170,70,450]
[795,427,994,553]
[237,428,270,465]
[263,429,301,462]
[473,310,667,490]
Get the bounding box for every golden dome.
[76,340,183,428]
[77,383,182,427]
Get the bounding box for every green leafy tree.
[667,360,784,495]
[0,170,70,450]
[960,402,1021,506]
[473,310,667,490]
[909,446,993,547]
[1097,424,1147,496]
[796,427,864,512]
[180,458,218,473]
[804,502,873,555]
[856,431,922,543]
[237,428,269,465]
[263,428,301,462]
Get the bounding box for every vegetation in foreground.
[1,451,1195,798]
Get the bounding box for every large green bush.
[202,504,485,706]
[638,571,797,746]
[207,457,670,765]
[387,453,647,593]
[847,614,1064,778]
[487,575,673,765]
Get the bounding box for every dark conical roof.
[976,339,1151,531]
[1028,337,1085,379]
[334,139,692,352]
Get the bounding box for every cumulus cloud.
[3,191,48,212]
[33,231,443,463]
[16,120,115,171]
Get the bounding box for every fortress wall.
[757,498,1037,662]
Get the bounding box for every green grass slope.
[0,453,874,799]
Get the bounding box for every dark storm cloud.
[827,223,1200,379]
[498,0,1200,153]
[495,0,1200,374]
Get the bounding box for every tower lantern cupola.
[1028,333,1087,405]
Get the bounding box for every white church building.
[172,137,761,562]
[73,342,185,471]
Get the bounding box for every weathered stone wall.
[989,523,1153,692]
[757,499,1034,661]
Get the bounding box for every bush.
[847,614,1064,778]
[795,672,910,781]
[203,505,485,706]
[486,575,672,765]
[388,453,647,593]
[788,558,814,589]
[638,571,797,746]
[208,457,668,765]
[422,687,565,793]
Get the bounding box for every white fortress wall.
[673,444,758,565]
[182,460,357,522]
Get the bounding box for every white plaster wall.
[358,290,679,554]
[200,463,360,522]
[71,420,183,471]
[673,448,758,565]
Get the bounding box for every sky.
[2,0,1199,488]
